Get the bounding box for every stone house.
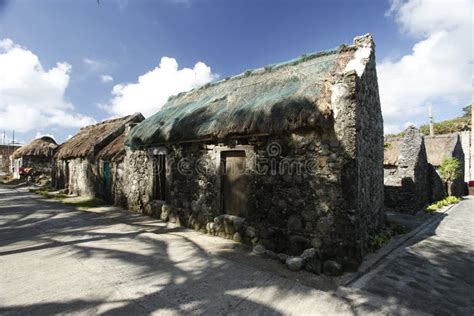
[0,144,20,174]
[383,127,443,213]
[52,113,144,200]
[124,34,384,273]
[11,136,57,180]
[424,134,466,196]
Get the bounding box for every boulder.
[305,258,322,274]
[323,260,343,276]
[252,244,266,255]
[277,253,289,263]
[286,256,305,271]
[245,226,258,238]
[300,248,317,261]
[232,232,242,243]
[265,250,278,259]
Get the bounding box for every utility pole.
[429,104,434,136]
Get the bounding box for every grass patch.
[369,231,391,251]
[29,187,68,200]
[425,196,461,213]
[63,197,106,209]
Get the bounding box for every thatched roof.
[127,35,374,147]
[55,113,144,160]
[96,132,126,162]
[424,134,460,166]
[12,136,57,159]
[384,138,402,166]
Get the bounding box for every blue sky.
[0,0,471,144]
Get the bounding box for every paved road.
[352,197,474,315]
[0,186,471,315]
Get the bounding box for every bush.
[425,196,461,213]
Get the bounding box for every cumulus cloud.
[0,38,96,133]
[100,74,114,83]
[379,0,472,134]
[105,56,218,117]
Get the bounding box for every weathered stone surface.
[286,256,305,271]
[265,249,278,259]
[252,244,266,255]
[245,226,257,239]
[301,248,317,261]
[287,215,302,231]
[323,260,343,276]
[384,126,433,214]
[232,232,242,243]
[277,253,289,264]
[305,258,322,274]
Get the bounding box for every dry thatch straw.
[126,38,368,148]
[12,136,57,159]
[96,132,126,162]
[424,134,461,167]
[383,137,402,166]
[55,113,144,160]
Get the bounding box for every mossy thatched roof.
[126,36,370,148]
[12,136,57,159]
[55,113,144,160]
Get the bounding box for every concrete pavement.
[351,197,474,315]
[0,186,470,315]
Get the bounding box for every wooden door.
[222,151,247,217]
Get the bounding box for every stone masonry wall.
[384,127,432,213]
[125,128,367,272]
[67,158,96,197]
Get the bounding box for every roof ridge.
[167,45,348,103]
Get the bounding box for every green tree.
[438,157,462,196]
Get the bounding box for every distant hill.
[387,104,471,137]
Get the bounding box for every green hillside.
[387,104,471,137]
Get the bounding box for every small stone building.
[383,127,443,213]
[0,144,20,174]
[124,34,384,271]
[52,113,144,199]
[11,136,57,180]
[425,134,466,196]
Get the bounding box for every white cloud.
[379,0,472,134]
[34,132,56,141]
[100,74,114,83]
[0,38,96,133]
[83,57,106,71]
[106,56,218,117]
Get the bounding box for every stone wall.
[450,138,467,196]
[384,127,432,213]
[353,39,385,254]
[125,117,383,272]
[124,150,154,213]
[66,158,96,197]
